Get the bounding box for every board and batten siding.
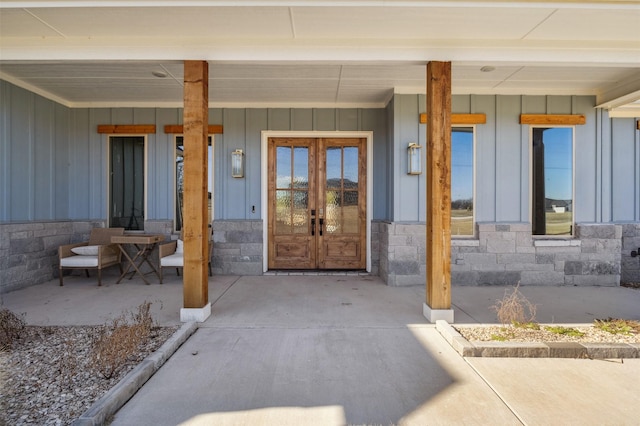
[1,81,390,224]
[1,78,638,226]
[391,94,640,225]
[0,81,71,221]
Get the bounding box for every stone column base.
[180,302,211,323]
[423,303,454,323]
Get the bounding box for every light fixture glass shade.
[231,149,244,178]
[407,143,422,175]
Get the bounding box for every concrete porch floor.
[2,271,640,425]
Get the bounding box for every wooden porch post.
[424,61,454,323]
[181,60,210,321]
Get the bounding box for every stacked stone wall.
[212,220,263,275]
[378,222,627,287]
[4,219,636,291]
[0,221,106,294]
[621,223,640,284]
[377,221,426,286]
[452,223,621,286]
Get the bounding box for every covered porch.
[1,1,640,323]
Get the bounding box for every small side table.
[111,234,164,285]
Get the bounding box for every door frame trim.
[261,131,373,273]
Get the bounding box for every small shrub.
[594,318,640,335]
[90,301,155,379]
[513,321,540,330]
[491,284,538,326]
[544,325,585,338]
[0,309,26,349]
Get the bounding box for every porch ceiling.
[1,1,639,114]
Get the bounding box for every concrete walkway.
[3,273,640,425]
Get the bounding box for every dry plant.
[90,301,155,379]
[0,308,26,349]
[491,284,538,326]
[58,338,79,386]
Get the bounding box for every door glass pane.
[293,147,309,188]
[343,147,359,189]
[275,190,292,235]
[293,191,309,234]
[276,146,292,189]
[276,145,310,235]
[324,145,360,235]
[343,191,359,234]
[326,147,341,188]
[325,190,341,234]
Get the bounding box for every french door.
[268,137,366,270]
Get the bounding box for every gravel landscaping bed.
[0,325,178,426]
[456,282,640,344]
[456,323,640,344]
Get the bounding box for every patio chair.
[58,227,125,286]
[158,230,213,284]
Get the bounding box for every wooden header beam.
[520,114,586,125]
[164,124,223,134]
[420,113,485,125]
[97,125,156,134]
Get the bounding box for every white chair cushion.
[61,256,99,267]
[161,253,183,267]
[176,239,183,254]
[71,245,100,256]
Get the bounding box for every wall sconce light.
[231,149,244,178]
[407,143,422,175]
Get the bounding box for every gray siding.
[611,117,639,222]
[392,94,635,225]
[2,80,638,228]
[1,80,388,224]
[1,81,71,222]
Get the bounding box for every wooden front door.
[268,137,366,270]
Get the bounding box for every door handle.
[319,218,324,236]
[311,218,315,236]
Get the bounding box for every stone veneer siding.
[0,219,176,294]
[2,219,637,293]
[378,222,627,287]
[621,223,640,284]
[377,221,426,286]
[212,220,263,275]
[0,220,107,293]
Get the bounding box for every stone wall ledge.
[533,239,581,247]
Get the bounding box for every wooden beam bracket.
[420,113,485,125]
[97,125,156,134]
[520,114,586,125]
[164,125,223,134]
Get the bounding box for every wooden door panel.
[317,138,366,270]
[268,137,366,270]
[268,138,316,269]
[271,236,314,269]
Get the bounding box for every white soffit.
[0,1,639,108]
